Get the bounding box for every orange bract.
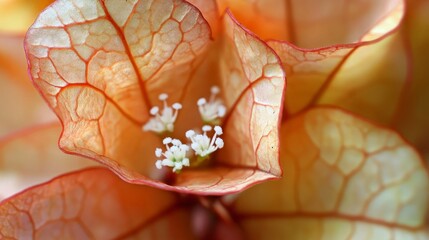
[24,0,285,195]
[0,168,194,239]
[230,107,429,239]
[220,0,408,126]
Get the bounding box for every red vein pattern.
[218,0,406,122]
[0,168,194,239]
[217,12,284,176]
[24,0,286,194]
[268,1,406,119]
[230,107,429,239]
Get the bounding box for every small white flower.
[155,137,190,173]
[197,86,226,124]
[186,125,224,158]
[143,94,182,134]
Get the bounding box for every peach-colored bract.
[24,0,285,195]
[0,168,194,239]
[219,0,408,126]
[230,108,429,239]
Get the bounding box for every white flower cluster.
[155,138,190,173]
[155,126,224,173]
[144,87,226,173]
[186,125,224,158]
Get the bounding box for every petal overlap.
[219,0,407,124]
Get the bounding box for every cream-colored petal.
[216,11,285,177]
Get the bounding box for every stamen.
[143,93,182,134]
[197,86,226,125]
[155,137,190,173]
[186,125,224,159]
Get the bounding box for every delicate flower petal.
[164,10,286,194]
[25,0,215,192]
[219,0,407,120]
[0,168,194,239]
[216,11,284,177]
[0,0,53,33]
[25,0,285,194]
[0,36,56,135]
[229,108,429,239]
[56,85,162,181]
[0,124,96,201]
[26,0,210,124]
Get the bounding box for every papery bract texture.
[228,108,429,239]
[0,36,56,135]
[0,168,194,239]
[25,0,285,194]
[172,10,285,194]
[0,124,96,201]
[186,0,219,35]
[220,0,407,126]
